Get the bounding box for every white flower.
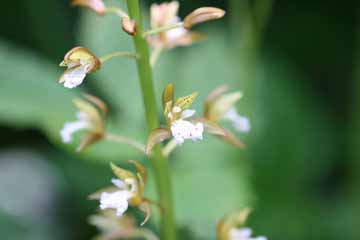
[60,112,91,143]
[222,107,251,133]
[99,178,136,217]
[62,61,91,89]
[166,17,188,41]
[230,227,267,240]
[171,119,204,145]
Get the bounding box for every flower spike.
[59,47,101,88]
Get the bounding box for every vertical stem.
[125,1,176,240]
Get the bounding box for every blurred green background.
[0,0,359,239]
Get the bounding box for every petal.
[61,66,87,88]
[181,109,196,119]
[145,128,172,154]
[60,120,90,143]
[111,178,126,189]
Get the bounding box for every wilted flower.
[90,161,152,225]
[194,85,250,148]
[147,1,205,49]
[217,209,267,240]
[60,94,106,152]
[89,211,159,240]
[59,47,101,88]
[146,83,204,154]
[71,0,106,15]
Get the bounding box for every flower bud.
[184,7,225,29]
[121,17,137,36]
[59,47,101,88]
[71,0,106,15]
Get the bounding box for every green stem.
[125,1,176,239]
[104,6,128,17]
[99,51,137,63]
[143,22,184,37]
[162,139,178,157]
[104,132,145,153]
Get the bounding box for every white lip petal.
[111,178,126,189]
[166,27,187,41]
[181,109,196,119]
[99,191,132,217]
[223,108,251,133]
[170,119,204,145]
[62,66,87,88]
[172,106,182,113]
[60,120,90,143]
[229,227,267,240]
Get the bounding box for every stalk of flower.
[60,94,145,153]
[145,1,225,66]
[217,209,267,240]
[145,83,204,155]
[89,211,159,240]
[193,85,251,148]
[89,162,153,226]
[71,0,136,35]
[59,47,137,88]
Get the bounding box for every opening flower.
[194,85,250,148]
[59,47,101,88]
[148,1,204,49]
[217,209,267,240]
[90,162,152,225]
[145,83,204,154]
[60,94,106,152]
[71,0,106,15]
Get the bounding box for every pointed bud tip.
[184,7,226,29]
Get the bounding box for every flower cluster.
[56,1,267,239]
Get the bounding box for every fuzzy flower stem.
[126,1,176,240]
[99,51,138,63]
[104,6,128,17]
[143,22,184,37]
[150,46,163,67]
[162,139,178,157]
[104,132,146,153]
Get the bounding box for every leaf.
[145,128,172,155]
[0,40,78,139]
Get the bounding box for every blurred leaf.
[0,40,77,139]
